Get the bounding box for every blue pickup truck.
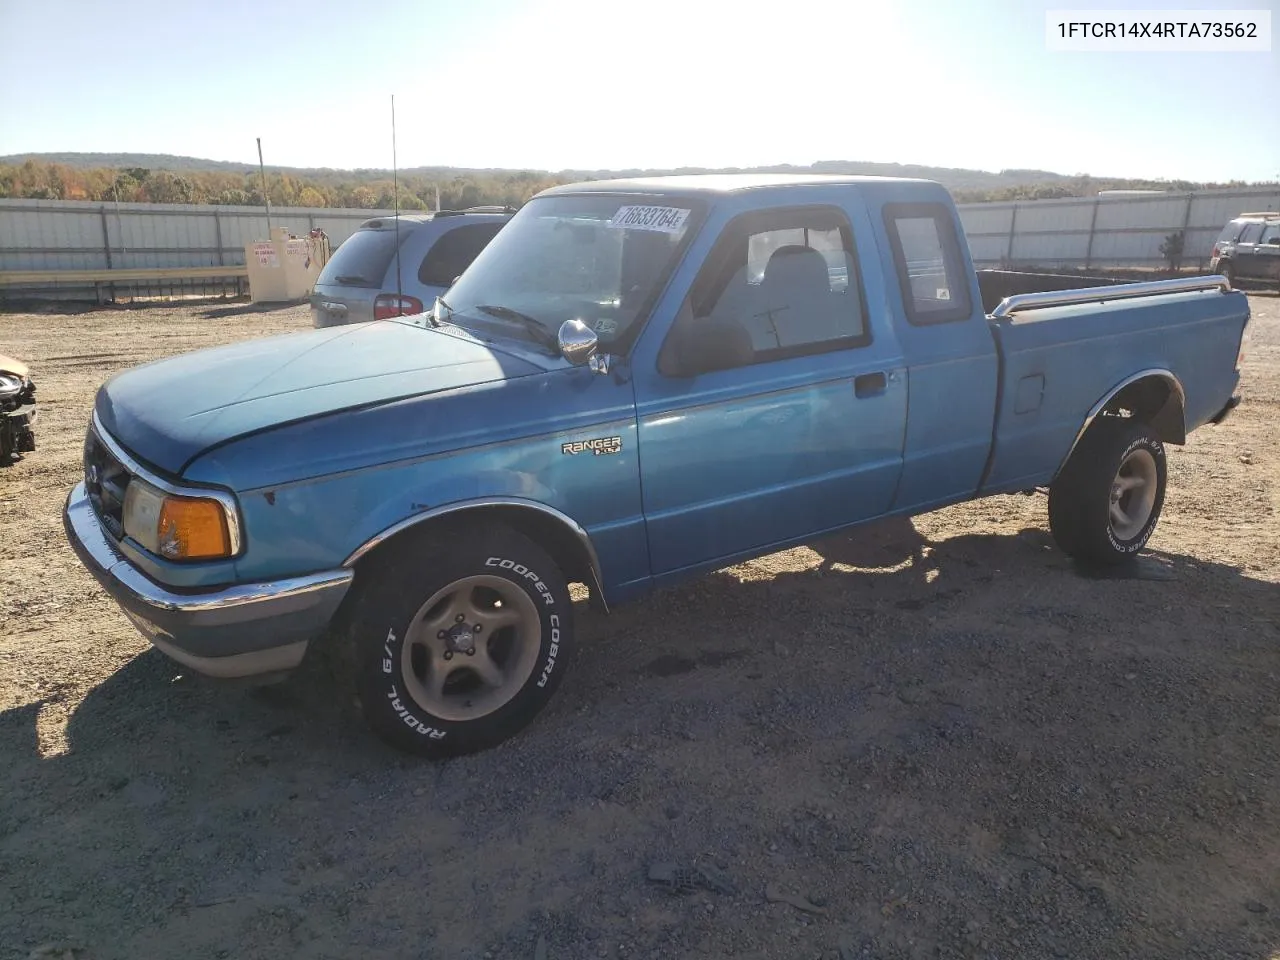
[64,175,1248,757]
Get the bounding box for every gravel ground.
[1,295,1277,960]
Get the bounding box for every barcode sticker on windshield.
[610,205,691,234]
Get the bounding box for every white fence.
[1,186,1278,299]
[0,197,396,274]
[957,187,1280,270]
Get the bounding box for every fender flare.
[341,496,609,612]
[1054,368,1186,479]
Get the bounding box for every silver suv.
[311,208,514,327]
[1210,212,1280,291]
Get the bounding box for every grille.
[84,426,130,540]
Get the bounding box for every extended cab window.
[883,203,972,325]
[418,222,504,287]
[682,207,868,364]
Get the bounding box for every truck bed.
[979,279,1247,494]
[976,269,1133,315]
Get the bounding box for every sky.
[0,0,1277,182]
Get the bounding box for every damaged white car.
[0,353,37,465]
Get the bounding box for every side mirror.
[659,314,755,377]
[1267,237,1280,246]
[557,318,598,365]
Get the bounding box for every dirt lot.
[1,295,1277,960]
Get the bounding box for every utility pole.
[256,137,272,236]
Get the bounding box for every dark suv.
[311,207,514,327]
[1210,212,1280,290]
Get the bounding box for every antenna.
[256,137,272,236]
[391,94,402,311]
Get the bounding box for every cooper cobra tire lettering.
[537,614,561,688]
[486,556,555,606]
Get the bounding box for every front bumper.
[63,482,353,679]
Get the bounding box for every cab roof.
[538,173,937,198]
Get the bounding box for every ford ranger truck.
[64,175,1248,758]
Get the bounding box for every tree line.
[949,175,1258,204]
[0,158,1266,210]
[0,160,568,210]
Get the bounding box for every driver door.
[632,204,908,577]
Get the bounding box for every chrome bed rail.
[990,275,1231,319]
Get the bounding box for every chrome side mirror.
[557,318,598,365]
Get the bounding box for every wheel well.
[1101,375,1186,444]
[349,504,603,605]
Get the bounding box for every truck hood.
[95,320,544,475]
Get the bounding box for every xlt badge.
[562,436,622,456]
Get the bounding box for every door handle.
[854,371,887,398]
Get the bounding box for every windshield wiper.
[474,304,558,352]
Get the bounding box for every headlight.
[123,479,234,561]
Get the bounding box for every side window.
[883,202,973,325]
[1259,224,1280,245]
[682,207,868,365]
[417,222,504,287]
[1238,223,1263,244]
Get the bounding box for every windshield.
[436,194,702,351]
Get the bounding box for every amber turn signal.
[158,496,232,560]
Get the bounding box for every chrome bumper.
[63,482,353,679]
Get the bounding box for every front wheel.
[345,523,574,758]
[1048,418,1167,566]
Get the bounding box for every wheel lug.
[466,647,476,656]
[443,651,453,661]
[472,624,482,633]
[437,630,446,639]
[455,614,465,623]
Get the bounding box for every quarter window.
[883,203,973,325]
[418,222,504,288]
[1238,223,1264,244]
[682,207,868,365]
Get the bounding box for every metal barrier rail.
[990,274,1231,319]
[0,265,248,285]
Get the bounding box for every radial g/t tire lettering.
[343,522,574,758]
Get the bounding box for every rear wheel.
[1048,418,1167,566]
[344,523,574,758]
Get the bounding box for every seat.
[749,245,844,349]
